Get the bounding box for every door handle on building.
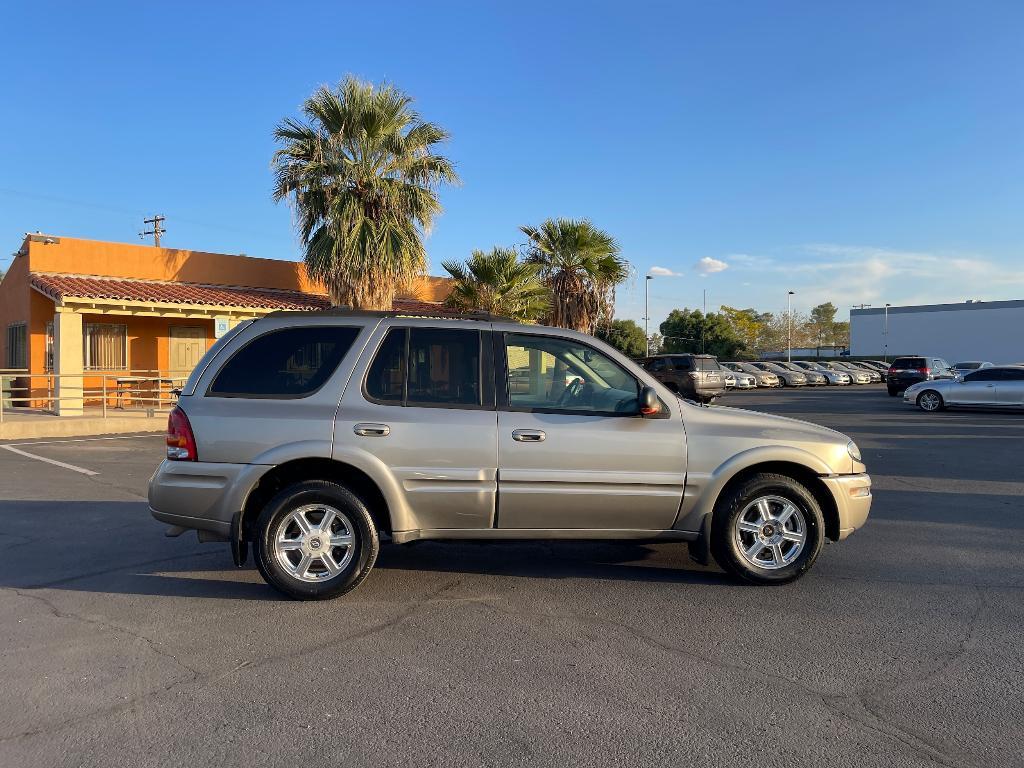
[354,423,390,437]
[512,429,546,443]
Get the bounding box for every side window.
[209,326,360,398]
[364,327,482,407]
[672,357,693,371]
[407,328,481,406]
[365,328,407,403]
[504,333,640,415]
[999,369,1024,381]
[965,369,999,382]
[647,358,666,372]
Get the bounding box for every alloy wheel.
[734,495,806,570]
[918,391,942,412]
[272,504,355,582]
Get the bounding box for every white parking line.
[3,434,160,447]
[0,444,100,476]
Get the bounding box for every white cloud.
[649,266,681,276]
[695,257,729,275]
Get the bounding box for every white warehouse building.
[850,300,1024,365]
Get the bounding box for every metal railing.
[0,369,189,422]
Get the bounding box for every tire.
[916,390,944,413]
[254,480,380,600]
[710,472,825,585]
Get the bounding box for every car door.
[336,322,498,531]
[951,369,997,405]
[496,331,685,530]
[996,368,1024,407]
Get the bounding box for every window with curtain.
[5,323,27,369]
[83,323,128,370]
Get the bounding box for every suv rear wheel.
[710,472,824,584]
[254,480,379,600]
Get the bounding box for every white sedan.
[904,366,1024,412]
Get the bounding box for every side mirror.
[639,386,660,416]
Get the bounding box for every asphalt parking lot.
[1,385,1022,768]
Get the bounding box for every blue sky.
[2,1,1022,326]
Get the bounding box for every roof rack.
[265,306,521,323]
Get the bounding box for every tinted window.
[998,368,1024,381]
[693,358,721,371]
[505,334,639,414]
[955,362,981,370]
[407,329,481,406]
[645,358,666,372]
[671,357,693,371]
[964,369,999,382]
[365,328,407,402]
[365,328,482,407]
[209,326,359,398]
[892,357,926,369]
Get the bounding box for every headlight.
[847,441,862,462]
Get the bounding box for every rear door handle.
[354,423,390,437]
[512,429,546,443]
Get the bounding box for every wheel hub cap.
[272,504,356,583]
[734,495,807,571]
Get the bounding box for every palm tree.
[520,218,629,334]
[272,77,458,309]
[441,247,550,321]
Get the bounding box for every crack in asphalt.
[472,599,975,768]
[0,576,464,744]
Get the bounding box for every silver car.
[821,361,872,384]
[792,361,851,385]
[751,362,808,387]
[904,366,1024,412]
[775,361,828,385]
[149,311,871,599]
[724,361,780,388]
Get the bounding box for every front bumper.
[148,459,267,537]
[820,473,872,540]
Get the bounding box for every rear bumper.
[820,473,872,540]
[148,459,267,535]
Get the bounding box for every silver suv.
[149,311,871,600]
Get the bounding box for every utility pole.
[787,290,795,362]
[644,275,653,356]
[140,215,166,247]
[851,303,872,310]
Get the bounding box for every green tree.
[808,302,838,347]
[272,76,459,309]
[659,309,746,358]
[831,320,850,348]
[594,319,648,358]
[719,305,765,352]
[520,218,629,334]
[441,247,549,321]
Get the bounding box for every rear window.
[892,357,926,369]
[693,358,721,371]
[208,326,359,398]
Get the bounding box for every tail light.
[917,367,931,376]
[887,366,896,375]
[166,406,197,461]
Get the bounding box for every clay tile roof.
[29,273,454,315]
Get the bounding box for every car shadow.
[0,500,730,600]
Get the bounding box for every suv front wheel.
[254,480,380,600]
[710,472,824,584]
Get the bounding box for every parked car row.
[639,354,892,402]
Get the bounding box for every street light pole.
[702,288,706,354]
[883,303,891,362]
[645,275,653,356]
[787,290,795,362]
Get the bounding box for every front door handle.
[354,423,390,437]
[512,429,546,443]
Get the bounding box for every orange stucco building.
[0,234,451,414]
